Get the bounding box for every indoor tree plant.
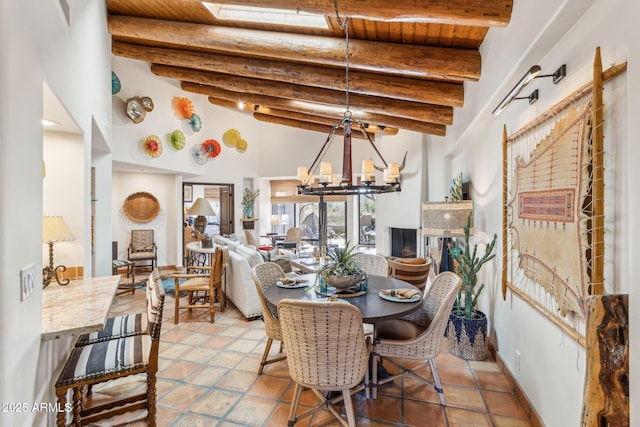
[447,213,497,360]
[241,188,259,218]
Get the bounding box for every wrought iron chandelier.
[296,9,402,197]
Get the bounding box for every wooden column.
[581,294,629,427]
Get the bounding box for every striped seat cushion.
[75,313,148,346]
[56,335,151,386]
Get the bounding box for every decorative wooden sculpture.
[581,294,628,427]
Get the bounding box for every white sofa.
[214,235,264,320]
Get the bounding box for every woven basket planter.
[447,310,488,360]
[325,273,364,291]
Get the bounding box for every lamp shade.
[271,214,280,226]
[43,216,75,243]
[422,200,473,237]
[187,197,215,216]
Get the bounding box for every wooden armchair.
[128,229,157,272]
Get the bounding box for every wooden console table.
[41,275,120,341]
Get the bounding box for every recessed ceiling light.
[42,119,60,127]
[238,102,246,109]
[202,3,329,29]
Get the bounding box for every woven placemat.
[335,289,367,298]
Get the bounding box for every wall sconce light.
[492,64,566,116]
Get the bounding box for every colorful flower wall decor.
[223,128,248,152]
[168,129,186,151]
[172,96,202,132]
[201,139,221,158]
[144,135,163,158]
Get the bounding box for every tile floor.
[89,281,534,427]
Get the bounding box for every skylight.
[202,3,329,29]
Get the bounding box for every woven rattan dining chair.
[353,253,388,276]
[278,299,370,427]
[171,247,224,324]
[276,227,303,254]
[387,257,432,291]
[55,273,165,427]
[251,262,288,374]
[371,271,462,404]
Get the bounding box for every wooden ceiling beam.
[113,42,464,107]
[153,64,452,124]
[200,90,446,136]
[108,15,481,81]
[189,0,512,27]
[252,113,374,140]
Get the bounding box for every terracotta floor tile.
[216,369,259,392]
[248,374,291,399]
[266,402,312,427]
[359,394,402,423]
[483,390,529,418]
[404,399,446,427]
[186,365,228,387]
[226,337,260,353]
[180,346,218,364]
[102,285,534,427]
[225,395,278,426]
[447,407,493,426]
[173,412,221,426]
[158,383,209,411]
[159,360,202,381]
[439,364,478,388]
[443,385,487,412]
[475,370,513,392]
[492,414,535,427]
[202,335,235,349]
[190,388,241,418]
[207,349,245,369]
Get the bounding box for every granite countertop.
[41,275,120,341]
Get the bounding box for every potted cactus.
[447,213,497,360]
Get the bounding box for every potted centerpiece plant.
[447,213,497,360]
[241,188,259,218]
[319,242,364,291]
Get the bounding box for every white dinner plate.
[276,279,309,289]
[378,291,421,303]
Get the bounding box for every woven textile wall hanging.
[502,48,626,343]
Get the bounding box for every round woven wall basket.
[124,192,160,223]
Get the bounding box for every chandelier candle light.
[296,8,401,253]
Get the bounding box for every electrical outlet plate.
[20,264,35,301]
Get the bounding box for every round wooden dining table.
[262,273,422,323]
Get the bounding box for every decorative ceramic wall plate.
[169,130,186,150]
[201,139,221,158]
[124,192,160,223]
[144,135,163,157]
[191,144,208,165]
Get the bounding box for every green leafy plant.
[241,188,259,207]
[319,241,363,277]
[450,213,497,319]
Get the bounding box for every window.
[359,194,376,245]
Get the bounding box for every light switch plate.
[20,264,35,301]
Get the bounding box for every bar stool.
[55,276,165,426]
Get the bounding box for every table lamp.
[422,199,473,273]
[187,197,215,235]
[42,216,76,287]
[270,214,280,234]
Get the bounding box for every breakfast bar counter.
[41,275,121,341]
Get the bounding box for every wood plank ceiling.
[106,0,512,137]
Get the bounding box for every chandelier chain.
[334,0,350,116]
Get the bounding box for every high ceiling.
[106,0,513,137]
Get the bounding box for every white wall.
[43,131,85,268]
[0,0,111,426]
[427,1,633,426]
